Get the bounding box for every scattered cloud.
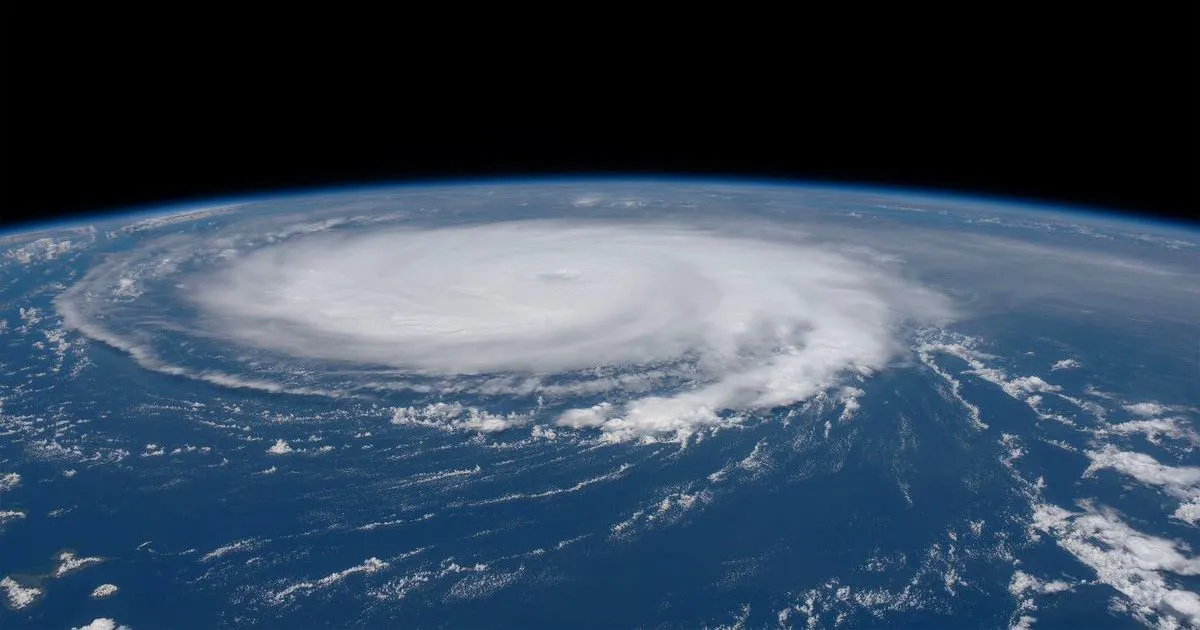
[201,537,262,562]
[271,557,389,603]
[1008,570,1072,630]
[1031,501,1200,628]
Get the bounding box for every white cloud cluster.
[391,403,528,433]
[1101,417,1200,446]
[266,439,294,455]
[1050,359,1080,371]
[1010,615,1036,630]
[1031,502,1200,628]
[1008,570,1072,596]
[1085,446,1200,492]
[1174,499,1200,527]
[916,330,1077,429]
[0,576,42,609]
[1008,570,1072,630]
[368,557,489,602]
[1124,402,1171,418]
[271,557,389,603]
[90,584,119,598]
[836,387,865,424]
[3,236,76,266]
[1084,445,1200,526]
[1002,376,1062,397]
[0,472,19,491]
[444,566,524,602]
[55,551,104,578]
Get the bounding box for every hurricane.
[58,209,954,440]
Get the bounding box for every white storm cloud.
[187,222,952,439]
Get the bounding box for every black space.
[3,10,1196,232]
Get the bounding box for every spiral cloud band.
[183,220,953,438]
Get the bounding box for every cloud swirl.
[183,220,952,438]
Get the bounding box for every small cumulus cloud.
[266,439,294,455]
[90,584,119,599]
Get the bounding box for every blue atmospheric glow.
[3,175,1194,239]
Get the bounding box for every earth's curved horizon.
[8,178,1196,240]
[0,180,1197,629]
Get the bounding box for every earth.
[0,180,1197,630]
